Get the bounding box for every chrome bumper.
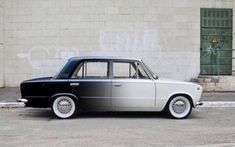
[196,101,203,106]
[17,98,28,103]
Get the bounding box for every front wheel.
[166,95,192,119]
[52,96,77,119]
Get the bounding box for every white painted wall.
[0,0,4,87]
[1,0,235,87]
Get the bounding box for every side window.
[113,62,135,78]
[113,62,149,79]
[85,62,108,78]
[71,61,108,79]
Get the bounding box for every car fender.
[156,91,195,111]
[50,93,79,104]
[167,91,194,106]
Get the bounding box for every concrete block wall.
[0,0,235,87]
[0,0,3,87]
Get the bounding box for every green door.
[200,8,233,75]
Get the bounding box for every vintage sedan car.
[19,56,203,119]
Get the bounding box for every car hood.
[155,78,200,86]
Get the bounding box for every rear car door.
[111,61,156,108]
[69,60,111,110]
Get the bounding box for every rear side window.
[71,61,108,79]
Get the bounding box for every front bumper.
[196,101,203,106]
[17,98,28,103]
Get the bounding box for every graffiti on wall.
[99,29,162,58]
[17,29,162,73]
[17,46,80,70]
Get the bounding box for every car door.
[111,61,156,109]
[69,60,112,110]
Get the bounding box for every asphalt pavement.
[1,88,235,146]
[0,87,20,102]
[0,107,235,147]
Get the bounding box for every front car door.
[69,60,111,110]
[111,60,156,109]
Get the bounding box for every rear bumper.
[17,97,50,108]
[17,98,28,103]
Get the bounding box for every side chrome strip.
[69,79,112,82]
[80,96,110,99]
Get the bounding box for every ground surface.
[0,87,20,102]
[0,107,235,147]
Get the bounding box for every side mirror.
[153,74,158,79]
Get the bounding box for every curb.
[199,101,235,107]
[0,102,25,108]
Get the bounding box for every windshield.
[142,61,158,80]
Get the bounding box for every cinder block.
[215,82,232,91]
[71,0,85,7]
[46,8,61,15]
[114,0,128,7]
[0,45,3,87]
[219,76,230,83]
[119,7,133,15]
[4,9,18,16]
[54,0,70,8]
[172,0,200,8]
[105,7,118,14]
[203,83,216,91]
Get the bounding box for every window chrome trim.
[69,59,155,81]
[111,79,154,83]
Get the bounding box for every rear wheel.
[52,96,77,119]
[166,95,192,119]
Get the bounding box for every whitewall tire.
[52,96,77,119]
[166,95,192,119]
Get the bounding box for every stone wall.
[0,0,234,87]
[198,76,235,91]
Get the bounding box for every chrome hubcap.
[57,99,72,114]
[172,100,186,114]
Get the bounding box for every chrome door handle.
[113,83,122,87]
[70,83,80,86]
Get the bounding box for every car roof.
[69,56,142,62]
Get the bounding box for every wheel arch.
[164,92,194,110]
[50,93,79,104]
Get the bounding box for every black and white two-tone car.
[19,56,203,119]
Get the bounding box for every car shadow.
[19,108,53,120]
[76,111,169,119]
[21,108,170,119]
[21,108,201,120]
